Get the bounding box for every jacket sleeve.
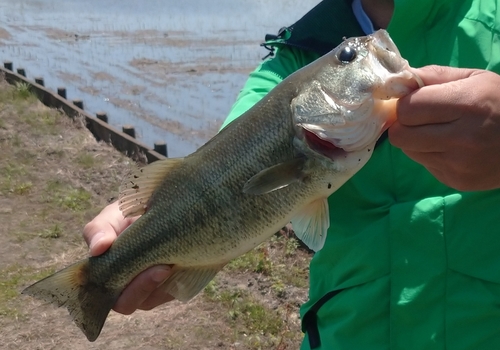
[221,45,319,129]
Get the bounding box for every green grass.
[13,82,32,100]
[204,283,283,340]
[75,153,99,169]
[21,110,62,136]
[0,82,63,137]
[227,245,273,275]
[0,264,55,317]
[13,182,33,195]
[228,236,309,290]
[62,188,92,211]
[0,162,27,178]
[203,236,310,349]
[44,180,92,212]
[0,162,32,196]
[39,224,62,239]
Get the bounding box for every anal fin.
[162,264,226,302]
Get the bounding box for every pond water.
[0,0,320,157]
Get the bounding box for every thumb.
[412,65,477,86]
[83,202,140,256]
[83,222,117,257]
[83,201,124,256]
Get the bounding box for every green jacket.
[223,0,500,348]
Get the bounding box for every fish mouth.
[301,127,346,160]
[369,31,424,98]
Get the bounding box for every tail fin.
[22,259,117,342]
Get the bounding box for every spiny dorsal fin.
[242,158,306,195]
[291,198,330,252]
[119,158,184,217]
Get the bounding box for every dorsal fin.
[119,158,184,217]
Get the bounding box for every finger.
[399,152,451,187]
[113,265,173,315]
[397,84,464,126]
[82,202,120,246]
[83,219,118,257]
[402,150,445,169]
[87,231,116,257]
[397,66,479,126]
[423,165,447,187]
[83,201,139,256]
[138,287,175,311]
[424,164,473,192]
[413,65,475,86]
[388,121,451,152]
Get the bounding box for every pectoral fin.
[162,264,226,302]
[243,158,306,195]
[119,158,184,217]
[291,198,330,252]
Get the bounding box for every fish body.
[22,30,422,341]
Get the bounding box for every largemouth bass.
[23,30,422,341]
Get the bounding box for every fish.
[22,29,422,341]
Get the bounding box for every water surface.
[0,0,320,157]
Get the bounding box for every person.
[83,0,500,348]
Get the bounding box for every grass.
[39,224,63,239]
[204,282,284,348]
[0,264,55,317]
[227,244,273,275]
[0,162,32,196]
[75,153,99,169]
[43,179,92,211]
[13,182,33,195]
[13,81,32,100]
[202,233,311,348]
[228,235,310,290]
[58,188,92,211]
[0,77,131,301]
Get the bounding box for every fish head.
[292,29,422,163]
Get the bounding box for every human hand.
[389,65,500,191]
[83,201,174,314]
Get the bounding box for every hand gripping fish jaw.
[293,29,423,154]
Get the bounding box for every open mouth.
[302,128,346,160]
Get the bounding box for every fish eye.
[337,46,357,63]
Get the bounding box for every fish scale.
[22,30,422,341]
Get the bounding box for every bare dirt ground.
[0,77,311,349]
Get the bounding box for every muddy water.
[0,0,320,157]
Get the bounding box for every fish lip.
[299,125,347,160]
[369,30,424,98]
[375,68,423,99]
[408,68,425,88]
